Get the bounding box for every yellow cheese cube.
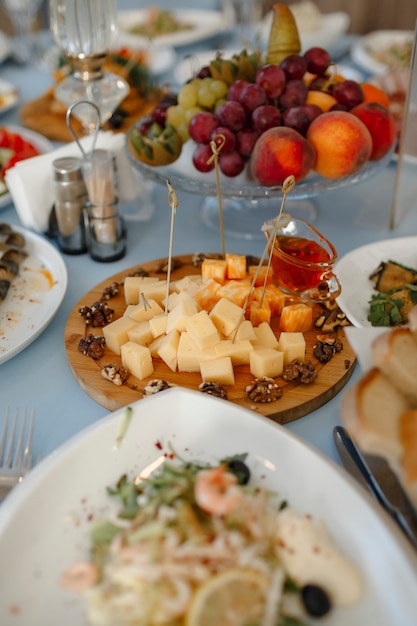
[226,253,247,279]
[214,339,253,365]
[252,321,279,349]
[127,321,153,347]
[102,316,138,355]
[250,348,284,378]
[121,341,154,380]
[200,356,235,386]
[226,319,256,342]
[177,332,217,372]
[201,258,227,283]
[148,334,167,358]
[209,297,244,337]
[139,280,168,306]
[149,313,168,338]
[156,329,180,372]
[124,276,159,305]
[166,298,199,333]
[172,274,202,294]
[125,299,164,322]
[278,331,306,365]
[185,310,220,350]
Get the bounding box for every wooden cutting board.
[64,255,356,424]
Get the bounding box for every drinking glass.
[49,0,129,131]
[222,0,263,49]
[2,0,44,63]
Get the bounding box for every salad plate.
[0,125,53,210]
[118,9,230,49]
[0,225,67,365]
[351,30,414,76]
[0,387,417,625]
[335,236,417,328]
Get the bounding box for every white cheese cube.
[127,321,153,347]
[200,356,235,386]
[124,276,159,305]
[250,348,284,378]
[251,321,279,349]
[121,341,154,380]
[226,319,257,342]
[185,310,220,350]
[171,274,202,294]
[157,329,180,372]
[164,290,199,312]
[177,332,217,373]
[214,339,253,366]
[139,280,168,306]
[278,332,306,365]
[125,299,164,322]
[209,297,244,337]
[166,298,199,333]
[149,334,167,358]
[149,313,168,338]
[102,316,138,355]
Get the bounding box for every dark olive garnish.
[226,459,250,485]
[301,584,331,617]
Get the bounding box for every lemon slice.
[186,568,269,626]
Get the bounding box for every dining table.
[0,4,416,484]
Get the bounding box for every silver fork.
[0,408,35,500]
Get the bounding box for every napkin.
[5,130,139,233]
[344,326,389,372]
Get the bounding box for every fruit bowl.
[126,134,395,238]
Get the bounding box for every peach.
[306,111,372,179]
[305,90,338,112]
[350,102,397,161]
[250,126,315,186]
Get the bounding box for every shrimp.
[194,466,243,516]
[61,560,99,592]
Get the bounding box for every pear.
[266,4,301,65]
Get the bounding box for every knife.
[333,425,417,550]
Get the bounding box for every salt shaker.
[53,156,88,254]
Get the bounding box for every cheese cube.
[278,331,306,364]
[124,276,159,305]
[125,299,164,322]
[166,298,199,333]
[139,280,168,306]
[250,348,284,378]
[254,284,286,316]
[193,278,222,310]
[226,253,247,279]
[249,299,271,326]
[209,298,244,337]
[149,334,167,358]
[172,274,202,294]
[214,339,253,366]
[279,303,313,333]
[102,316,138,355]
[185,310,220,350]
[121,341,154,380]
[248,264,273,286]
[201,258,227,283]
[226,319,256,342]
[252,321,279,349]
[217,280,251,308]
[177,332,217,372]
[157,329,180,372]
[200,356,235,386]
[149,313,168,338]
[127,321,153,347]
[165,290,199,312]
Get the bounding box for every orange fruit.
[305,90,338,112]
[360,83,390,108]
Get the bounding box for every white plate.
[0,225,67,365]
[0,78,19,116]
[260,11,350,55]
[0,387,417,625]
[0,31,11,65]
[351,30,414,76]
[174,48,239,84]
[0,125,53,210]
[148,45,177,75]
[335,236,417,328]
[118,9,230,48]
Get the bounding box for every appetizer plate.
[64,255,356,423]
[335,236,417,328]
[0,387,417,625]
[0,225,67,365]
[351,30,414,76]
[118,9,230,48]
[0,31,11,65]
[0,78,19,116]
[260,10,350,55]
[0,125,53,210]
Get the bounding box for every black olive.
[301,584,331,617]
[226,459,250,485]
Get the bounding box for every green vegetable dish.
[368,259,417,326]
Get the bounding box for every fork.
[0,408,35,500]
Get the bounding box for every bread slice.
[371,328,417,406]
[399,409,417,506]
[341,367,411,462]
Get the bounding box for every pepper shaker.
[52,156,88,254]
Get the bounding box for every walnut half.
[245,377,282,403]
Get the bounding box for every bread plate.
[335,236,417,328]
[351,30,414,76]
[1,387,417,625]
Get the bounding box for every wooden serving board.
[64,255,356,424]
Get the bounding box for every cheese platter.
[64,254,356,424]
